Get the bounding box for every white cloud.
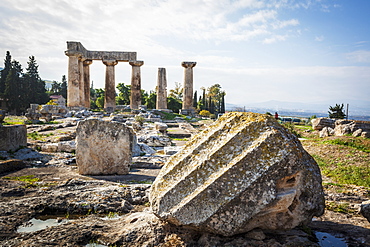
[346,50,370,63]
[315,35,324,42]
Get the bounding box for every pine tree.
[328,104,346,119]
[0,51,12,96]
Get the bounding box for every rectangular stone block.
[76,119,134,175]
[0,125,27,151]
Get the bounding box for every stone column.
[83,60,93,108]
[181,61,197,115]
[129,61,144,110]
[65,51,82,107]
[103,60,118,112]
[78,58,85,107]
[156,68,167,110]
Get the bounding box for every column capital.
[65,50,83,58]
[129,60,144,67]
[181,61,197,68]
[83,60,93,66]
[103,60,118,66]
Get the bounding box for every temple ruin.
[65,41,143,111]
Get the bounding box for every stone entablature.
[66,41,137,62]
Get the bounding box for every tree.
[116,83,131,105]
[60,75,67,99]
[145,91,156,109]
[193,90,197,108]
[328,104,346,119]
[169,82,183,100]
[0,51,12,96]
[24,56,48,104]
[4,60,24,114]
[50,81,62,95]
[167,96,182,113]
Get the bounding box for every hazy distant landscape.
[227,100,370,121]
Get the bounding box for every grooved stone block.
[150,112,325,236]
[76,119,134,175]
[0,125,27,151]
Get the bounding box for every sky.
[0,0,369,111]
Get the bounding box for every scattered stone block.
[311,118,335,130]
[360,200,370,223]
[76,119,134,175]
[0,125,27,151]
[150,112,325,236]
[0,159,26,174]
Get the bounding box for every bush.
[199,110,211,117]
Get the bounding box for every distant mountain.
[226,100,370,121]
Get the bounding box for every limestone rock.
[311,118,335,130]
[0,159,26,174]
[155,122,168,133]
[360,200,370,223]
[352,128,362,137]
[150,112,325,236]
[138,132,172,147]
[0,125,27,151]
[319,127,334,138]
[361,131,370,138]
[76,119,134,175]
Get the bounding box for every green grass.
[170,138,188,141]
[312,154,370,187]
[3,175,40,188]
[326,201,356,214]
[27,131,54,140]
[323,138,370,153]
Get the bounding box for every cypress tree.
[0,51,12,96]
[25,56,48,104]
[221,94,225,113]
[4,60,23,114]
[193,90,197,108]
[61,75,67,99]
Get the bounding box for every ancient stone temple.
[156,68,168,110]
[180,61,196,115]
[65,41,143,111]
[150,112,325,236]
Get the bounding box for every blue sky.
[0,0,369,110]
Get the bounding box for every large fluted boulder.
[150,112,325,236]
[76,119,134,175]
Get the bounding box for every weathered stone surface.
[311,118,335,130]
[138,133,172,147]
[0,125,27,151]
[361,131,370,138]
[0,159,26,174]
[361,200,370,223]
[155,122,168,133]
[352,128,362,137]
[150,112,325,236]
[76,119,134,175]
[334,120,370,136]
[319,127,334,138]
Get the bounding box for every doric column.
[156,68,167,110]
[103,60,118,112]
[78,58,85,107]
[83,60,93,108]
[181,61,197,113]
[65,51,82,107]
[129,60,144,110]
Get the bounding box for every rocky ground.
[0,118,369,246]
